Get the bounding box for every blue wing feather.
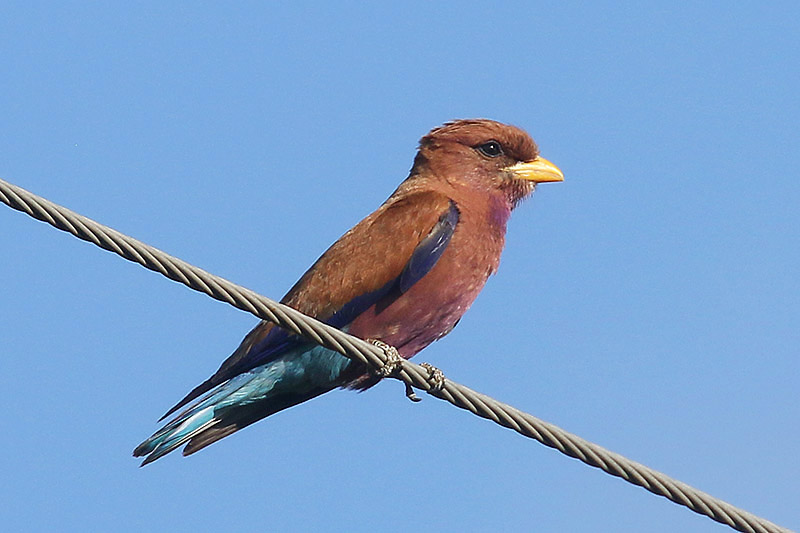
[400,201,459,292]
[159,201,459,420]
[239,200,459,372]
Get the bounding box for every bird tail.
[133,359,336,466]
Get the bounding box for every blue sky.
[1,2,797,532]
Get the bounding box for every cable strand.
[0,177,790,533]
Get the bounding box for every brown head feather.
[408,119,542,208]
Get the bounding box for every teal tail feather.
[134,346,351,465]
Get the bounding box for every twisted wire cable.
[0,177,791,533]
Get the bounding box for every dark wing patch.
[399,201,459,293]
[161,200,459,419]
[332,200,459,322]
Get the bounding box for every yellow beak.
[505,157,564,183]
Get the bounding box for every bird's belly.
[348,262,490,359]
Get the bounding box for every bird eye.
[476,141,504,158]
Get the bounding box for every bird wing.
[160,190,459,419]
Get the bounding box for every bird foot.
[368,339,404,378]
[366,340,445,402]
[403,363,446,402]
[420,362,446,392]
[404,382,423,402]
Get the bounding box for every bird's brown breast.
[348,189,509,357]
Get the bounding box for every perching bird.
[134,119,563,465]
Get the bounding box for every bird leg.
[367,340,445,401]
[420,362,446,392]
[367,339,426,402]
[368,339,404,378]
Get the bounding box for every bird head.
[410,119,563,208]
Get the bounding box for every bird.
[133,119,563,465]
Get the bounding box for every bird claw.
[404,382,423,402]
[367,340,444,402]
[420,362,446,392]
[368,339,404,378]
[403,363,446,402]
